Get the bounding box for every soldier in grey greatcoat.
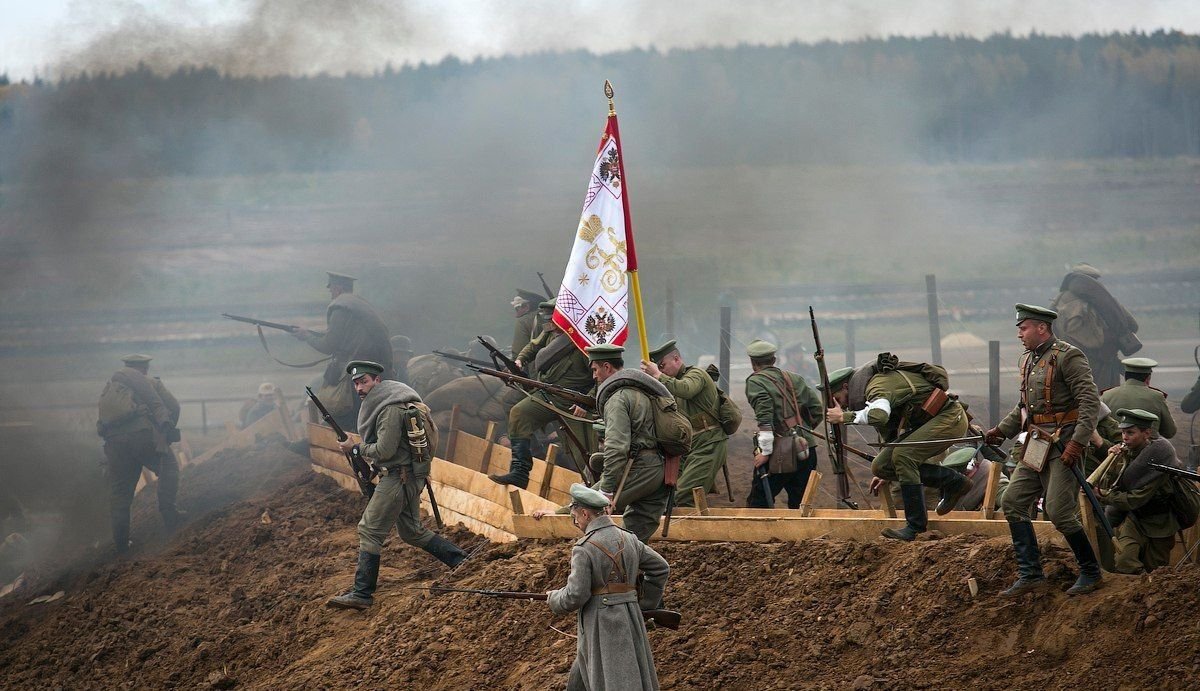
[548,483,669,691]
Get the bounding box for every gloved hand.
[984,427,1006,446]
[756,430,774,456]
[1061,439,1085,468]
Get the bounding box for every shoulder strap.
[762,368,802,428]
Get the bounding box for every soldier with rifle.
[641,340,729,508]
[808,309,861,509]
[510,288,546,357]
[985,304,1104,597]
[745,340,823,510]
[327,361,467,611]
[1094,408,1185,574]
[824,353,972,541]
[547,483,669,690]
[489,299,595,489]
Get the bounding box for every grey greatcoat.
[547,515,670,691]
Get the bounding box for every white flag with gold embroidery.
[552,115,635,351]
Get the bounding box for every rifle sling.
[256,325,332,368]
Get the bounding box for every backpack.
[403,401,440,465]
[1168,476,1200,529]
[597,371,693,457]
[705,364,743,435]
[97,380,141,436]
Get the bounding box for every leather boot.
[920,464,974,516]
[1001,521,1048,596]
[1064,529,1103,596]
[327,550,380,610]
[424,535,469,568]
[489,438,532,489]
[882,484,927,541]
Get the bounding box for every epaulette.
[1150,386,1168,399]
[575,532,595,546]
[1099,385,1116,395]
[1051,340,1075,353]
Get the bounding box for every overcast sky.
[3,0,1198,80]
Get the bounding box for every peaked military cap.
[1120,357,1157,374]
[346,360,385,380]
[746,339,778,358]
[326,271,357,287]
[568,483,610,510]
[586,343,625,363]
[121,353,153,365]
[390,335,413,352]
[1069,262,1102,279]
[538,298,556,313]
[1115,408,1158,429]
[515,289,546,304]
[648,339,679,363]
[818,366,855,391]
[1015,303,1057,325]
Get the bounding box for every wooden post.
[539,445,558,500]
[925,273,942,366]
[844,319,856,368]
[509,489,525,516]
[880,480,897,518]
[718,301,732,394]
[800,470,823,517]
[444,405,461,462]
[692,487,710,516]
[201,400,208,436]
[988,340,1001,428]
[479,421,498,473]
[980,460,1003,519]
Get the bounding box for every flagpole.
[605,80,651,363]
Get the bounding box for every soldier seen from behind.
[744,340,822,509]
[1050,262,1141,390]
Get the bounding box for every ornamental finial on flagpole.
[604,79,615,116]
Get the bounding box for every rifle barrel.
[221,312,298,332]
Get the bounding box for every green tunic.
[1100,439,1181,573]
[745,367,822,464]
[596,385,669,544]
[846,370,968,485]
[511,311,538,357]
[1101,379,1176,439]
[508,331,594,469]
[657,366,728,506]
[998,338,1099,535]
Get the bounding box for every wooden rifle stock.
[305,386,376,498]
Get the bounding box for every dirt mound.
[3,443,1199,690]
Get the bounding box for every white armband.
[757,431,774,455]
[852,398,891,425]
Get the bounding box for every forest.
[1,30,1199,183]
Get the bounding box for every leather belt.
[1031,409,1079,426]
[376,465,408,480]
[592,583,637,595]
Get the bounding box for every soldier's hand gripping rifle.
[222,312,301,333]
[410,586,681,630]
[809,307,861,510]
[305,387,376,498]
[476,336,527,377]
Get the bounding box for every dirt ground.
[2,438,1199,690]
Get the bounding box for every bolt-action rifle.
[810,307,864,509]
[305,387,376,498]
[433,350,493,369]
[537,272,557,298]
[411,586,681,629]
[222,312,301,333]
[466,365,596,411]
[476,336,527,376]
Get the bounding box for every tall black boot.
[1064,529,1103,596]
[327,550,380,610]
[424,535,469,568]
[489,438,532,489]
[882,484,928,541]
[920,464,974,516]
[1001,521,1047,596]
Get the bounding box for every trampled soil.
[2,439,1199,690]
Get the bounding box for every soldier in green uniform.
[641,340,728,507]
[1100,358,1176,439]
[96,354,183,553]
[586,344,672,543]
[1050,263,1140,390]
[390,335,413,385]
[985,304,1103,596]
[825,354,972,541]
[745,340,823,509]
[547,482,668,691]
[293,272,393,430]
[489,300,594,489]
[1097,409,1183,574]
[328,361,467,610]
[510,289,546,357]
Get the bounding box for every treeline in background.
[1,30,1199,182]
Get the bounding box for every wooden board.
[452,433,493,473]
[512,513,1066,545]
